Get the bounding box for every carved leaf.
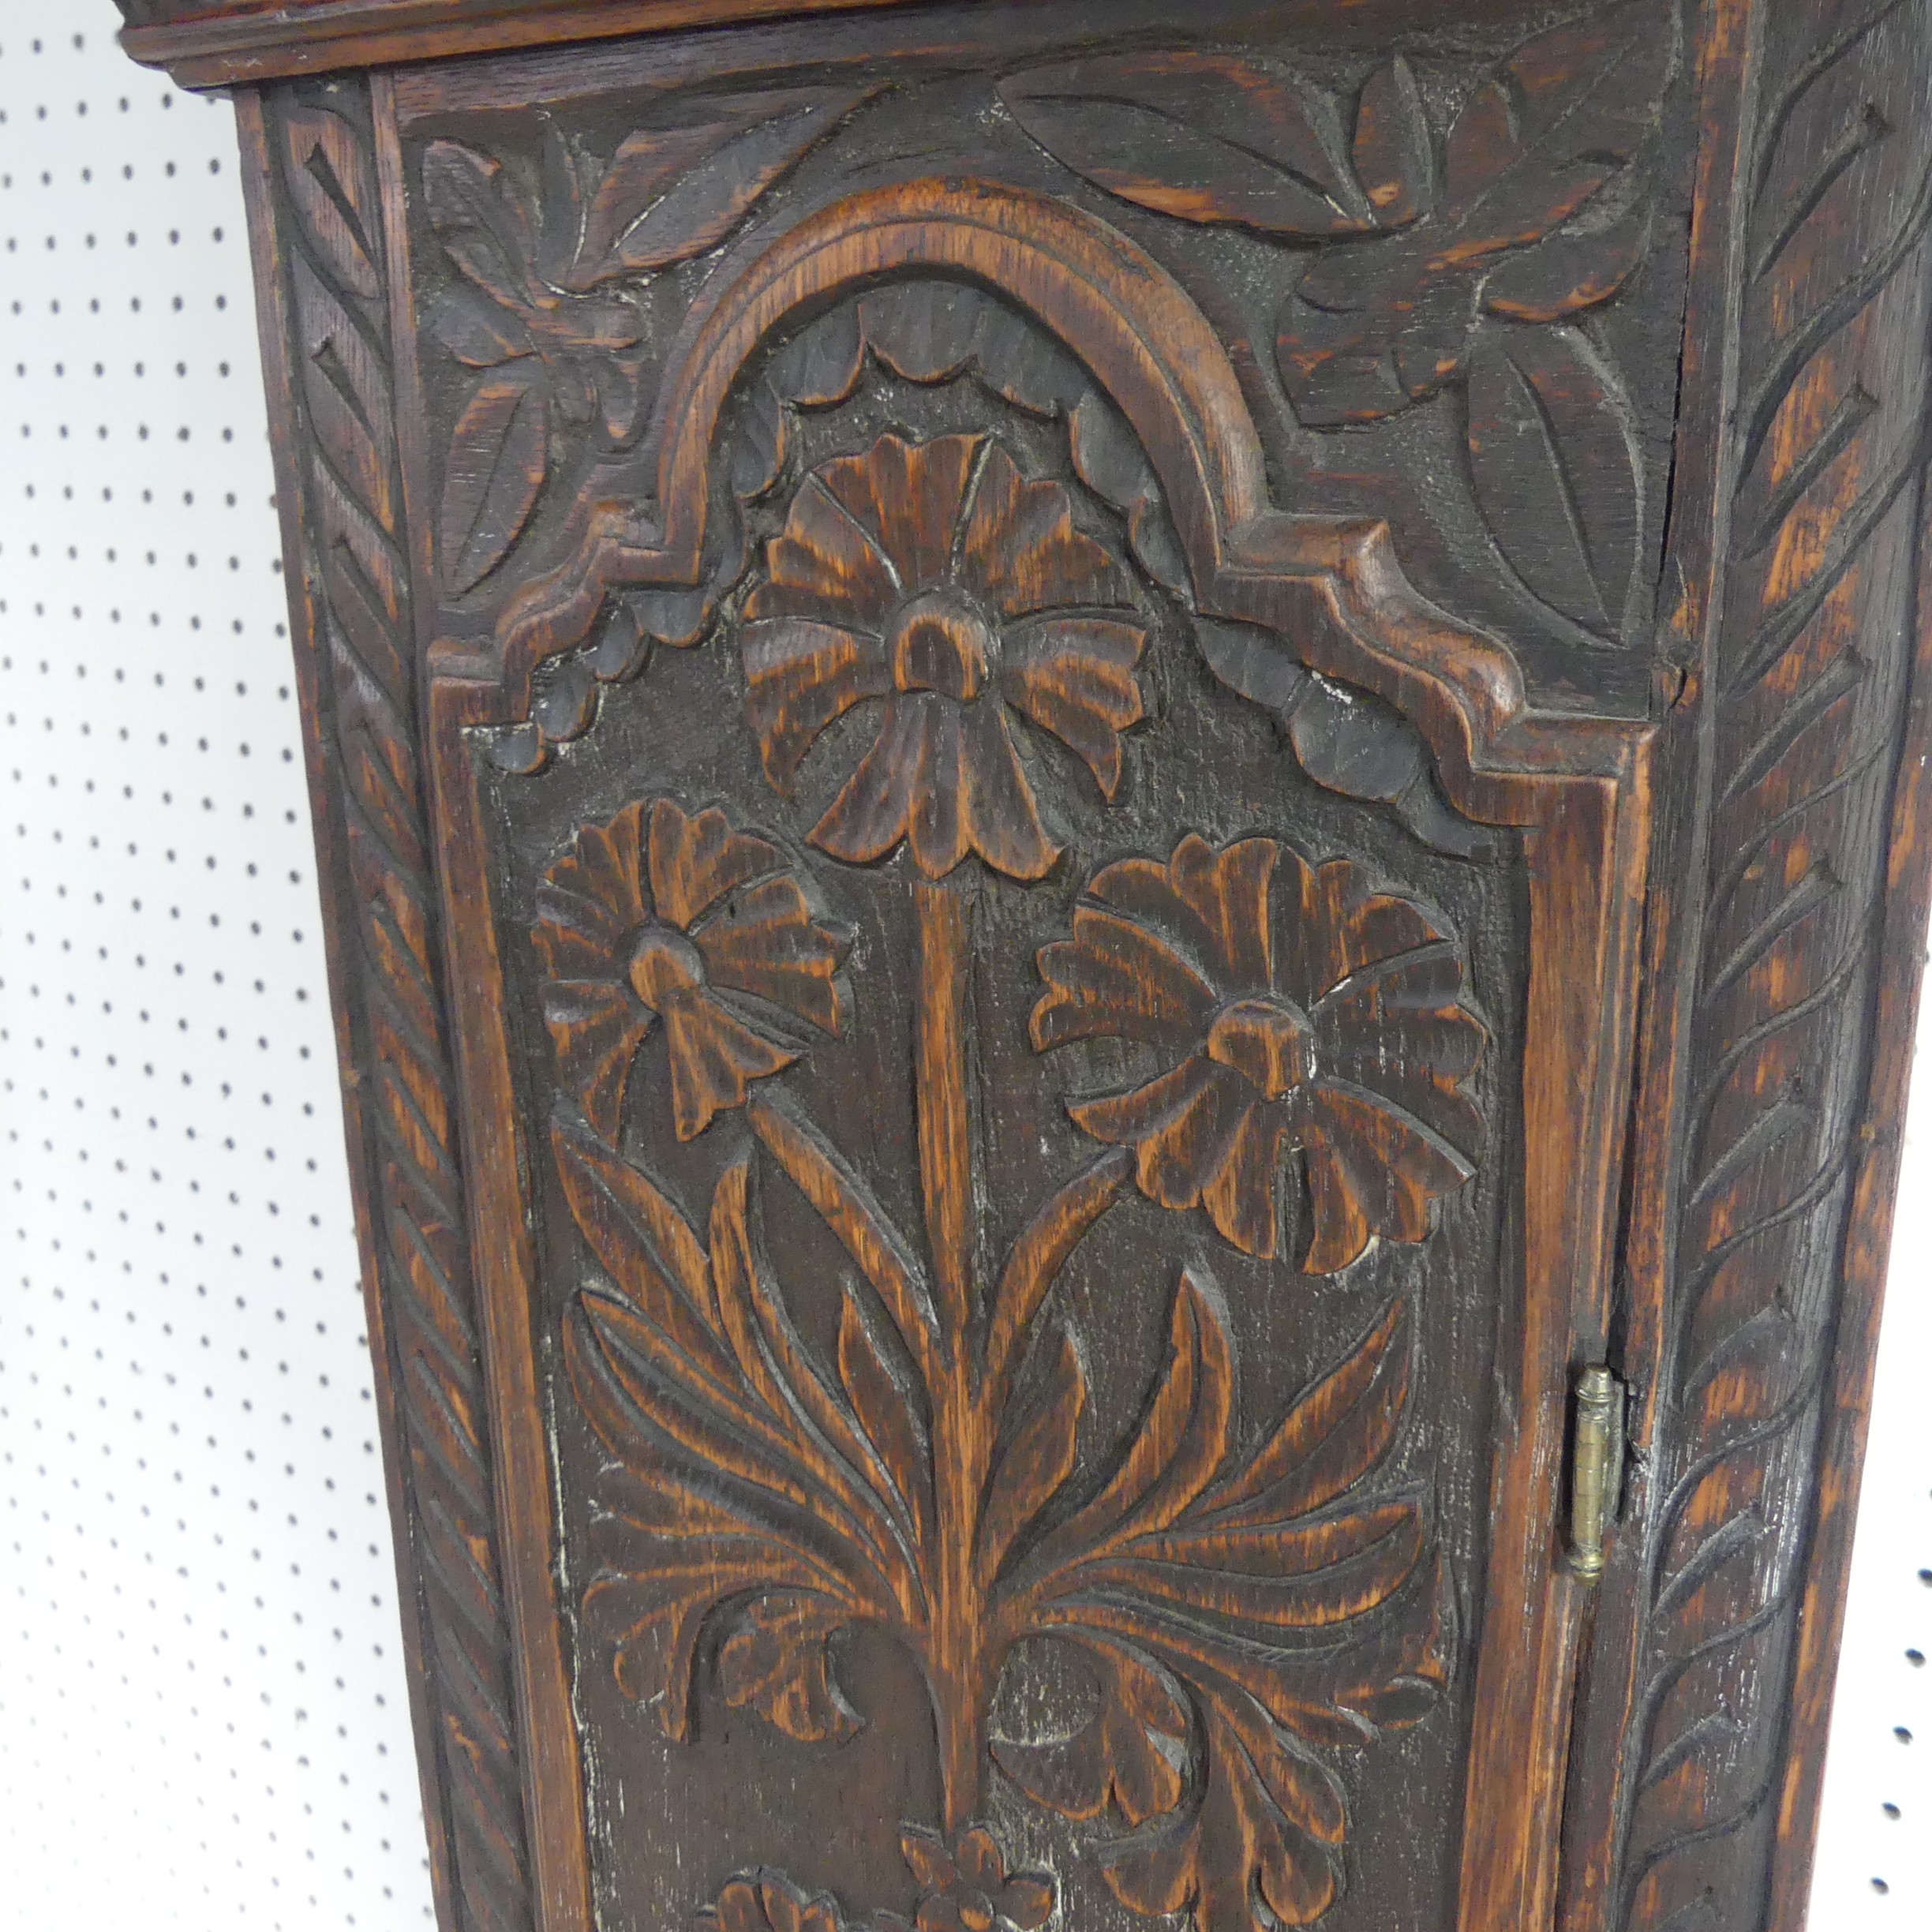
[835,1291,931,1546]
[1000,51,1374,235]
[552,1117,734,1398]
[421,139,538,311]
[567,86,876,286]
[289,255,395,530]
[1615,10,1932,1912]
[717,1593,863,1743]
[1466,327,1640,637]
[1350,56,1432,228]
[750,1095,941,1374]
[1004,1275,1443,1931]
[281,108,383,299]
[979,1330,1088,1584]
[1204,1300,1409,1526]
[1485,200,1653,323]
[994,1643,1188,1828]
[985,1150,1132,1401]
[1278,1,1672,424]
[560,1127,931,1747]
[1103,1692,1345,1931]
[1320,1548,1453,1738]
[440,372,549,596]
[426,286,534,369]
[1025,1268,1233,1579]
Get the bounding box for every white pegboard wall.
[0,9,434,1931]
[0,8,1926,1932]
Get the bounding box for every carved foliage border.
[251,84,535,1932]
[1616,2,1932,1926]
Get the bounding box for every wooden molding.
[116,0,934,88]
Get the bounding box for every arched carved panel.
[391,50,1650,1931]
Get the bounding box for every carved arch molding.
[223,4,1932,1932]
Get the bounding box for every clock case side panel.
[234,80,541,1932]
[1561,1,1932,1928]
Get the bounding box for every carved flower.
[533,797,846,1142]
[1032,833,1485,1269]
[901,1826,1054,1932]
[739,429,1148,881]
[710,1872,849,1932]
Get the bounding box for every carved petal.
[695,874,848,1035]
[536,799,650,948]
[1090,835,1279,994]
[954,702,1061,881]
[1272,847,1444,1005]
[748,474,901,630]
[1074,1059,1287,1258]
[1301,1084,1476,1272]
[1073,1058,1234,1196]
[818,429,982,593]
[1002,616,1148,798]
[810,695,928,866]
[541,979,652,1142]
[742,619,891,791]
[1313,945,1485,1151]
[660,992,800,1142]
[1032,905,1218,1054]
[957,441,1136,616]
[646,796,784,930]
[1197,1102,1292,1260]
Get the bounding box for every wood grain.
[167,5,1932,1930]
[237,84,537,1932]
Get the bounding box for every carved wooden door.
[114,3,1932,1930]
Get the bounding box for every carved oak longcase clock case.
[111,2,1932,1930]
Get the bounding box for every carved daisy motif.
[709,1872,848,1932]
[533,797,846,1143]
[739,429,1148,881]
[1032,833,1485,1269]
[901,1826,1055,1932]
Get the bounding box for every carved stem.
[914,878,994,1829]
[914,879,975,1345]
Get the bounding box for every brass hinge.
[1566,1365,1626,1583]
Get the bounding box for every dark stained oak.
[114,4,1932,1931]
